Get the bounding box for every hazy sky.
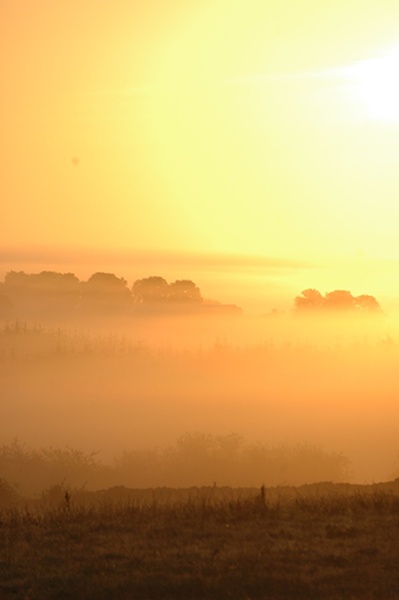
[3,0,399,312]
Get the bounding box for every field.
[1,484,399,599]
[1,316,399,485]
[1,316,399,598]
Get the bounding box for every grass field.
[2,320,399,598]
[1,485,399,599]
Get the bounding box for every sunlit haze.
[3,1,399,310]
[2,1,399,489]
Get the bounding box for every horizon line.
[0,246,317,273]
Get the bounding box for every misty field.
[1,314,399,484]
[2,484,399,599]
[2,314,399,597]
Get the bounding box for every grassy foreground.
[1,487,399,599]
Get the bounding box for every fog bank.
[1,311,397,484]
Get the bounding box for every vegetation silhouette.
[294,288,382,314]
[0,270,238,318]
[132,276,202,304]
[81,272,131,312]
[0,434,350,497]
[2,270,81,316]
[1,271,385,319]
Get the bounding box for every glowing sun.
[344,47,399,121]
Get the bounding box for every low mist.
[1,307,398,489]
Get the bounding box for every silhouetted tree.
[3,271,30,290]
[355,294,382,312]
[84,272,129,294]
[324,290,356,311]
[168,280,202,303]
[4,271,80,298]
[132,276,169,303]
[132,276,202,304]
[294,289,324,311]
[82,272,131,311]
[3,271,81,315]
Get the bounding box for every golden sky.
[3,0,399,311]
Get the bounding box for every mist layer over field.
[1,310,397,485]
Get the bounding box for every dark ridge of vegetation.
[0,436,351,499]
[1,486,399,599]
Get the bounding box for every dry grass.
[1,488,399,599]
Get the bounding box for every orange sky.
[3,0,399,313]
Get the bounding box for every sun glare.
[344,47,399,121]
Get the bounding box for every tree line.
[0,271,206,316]
[0,434,351,500]
[0,270,383,317]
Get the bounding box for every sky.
[3,0,399,313]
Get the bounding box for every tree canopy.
[294,288,382,314]
[4,271,80,296]
[132,277,202,304]
[0,270,206,316]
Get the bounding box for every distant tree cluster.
[1,271,77,297]
[294,289,382,314]
[0,270,204,317]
